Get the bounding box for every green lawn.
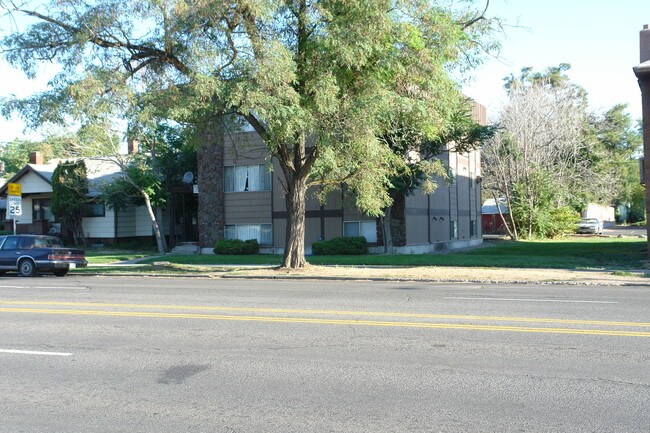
[85,248,158,264]
[110,237,647,270]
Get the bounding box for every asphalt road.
[0,276,648,433]
[602,224,646,237]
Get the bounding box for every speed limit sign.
[8,196,22,216]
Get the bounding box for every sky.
[462,0,650,121]
[0,0,649,143]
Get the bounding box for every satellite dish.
[182,171,194,184]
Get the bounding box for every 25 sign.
[8,196,22,216]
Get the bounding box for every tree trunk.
[381,209,392,253]
[69,214,86,247]
[381,192,406,253]
[494,192,518,240]
[156,206,168,252]
[197,116,225,249]
[282,174,308,268]
[143,192,167,254]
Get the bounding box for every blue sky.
[463,0,650,121]
[1,0,649,142]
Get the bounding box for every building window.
[448,167,456,185]
[84,202,106,218]
[470,220,477,237]
[343,220,377,243]
[32,199,53,221]
[225,165,271,192]
[450,220,458,239]
[225,223,272,245]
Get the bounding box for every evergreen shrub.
[312,236,368,255]
[214,239,259,255]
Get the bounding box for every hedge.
[214,239,260,255]
[311,236,368,255]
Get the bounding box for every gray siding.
[224,192,272,224]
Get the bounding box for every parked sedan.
[0,235,87,277]
[576,218,604,235]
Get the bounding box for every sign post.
[7,183,22,235]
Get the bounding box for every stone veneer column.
[197,116,225,248]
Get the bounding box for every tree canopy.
[1,0,499,267]
[51,159,88,246]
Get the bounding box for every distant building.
[481,198,509,235]
[0,152,156,244]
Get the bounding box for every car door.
[0,236,21,269]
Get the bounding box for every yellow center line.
[0,300,647,328]
[0,307,648,337]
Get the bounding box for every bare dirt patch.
[226,265,646,285]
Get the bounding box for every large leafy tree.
[484,65,643,239]
[51,159,89,246]
[483,65,589,239]
[584,104,643,220]
[94,120,194,254]
[1,0,497,268]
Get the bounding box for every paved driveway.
[603,224,646,237]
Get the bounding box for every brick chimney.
[642,24,650,63]
[29,151,44,165]
[127,138,139,154]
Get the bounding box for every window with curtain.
[225,224,272,245]
[225,165,271,192]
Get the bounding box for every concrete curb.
[71,271,650,287]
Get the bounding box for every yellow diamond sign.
[7,183,21,196]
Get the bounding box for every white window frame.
[343,220,377,243]
[224,223,272,245]
[225,165,271,192]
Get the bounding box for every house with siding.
[0,152,156,243]
[215,102,486,254]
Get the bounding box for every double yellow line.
[1,301,648,337]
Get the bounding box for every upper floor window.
[225,165,271,192]
[447,167,456,185]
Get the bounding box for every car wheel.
[53,269,69,277]
[18,259,36,277]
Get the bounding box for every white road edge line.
[0,349,73,357]
[0,286,87,290]
[445,297,618,304]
